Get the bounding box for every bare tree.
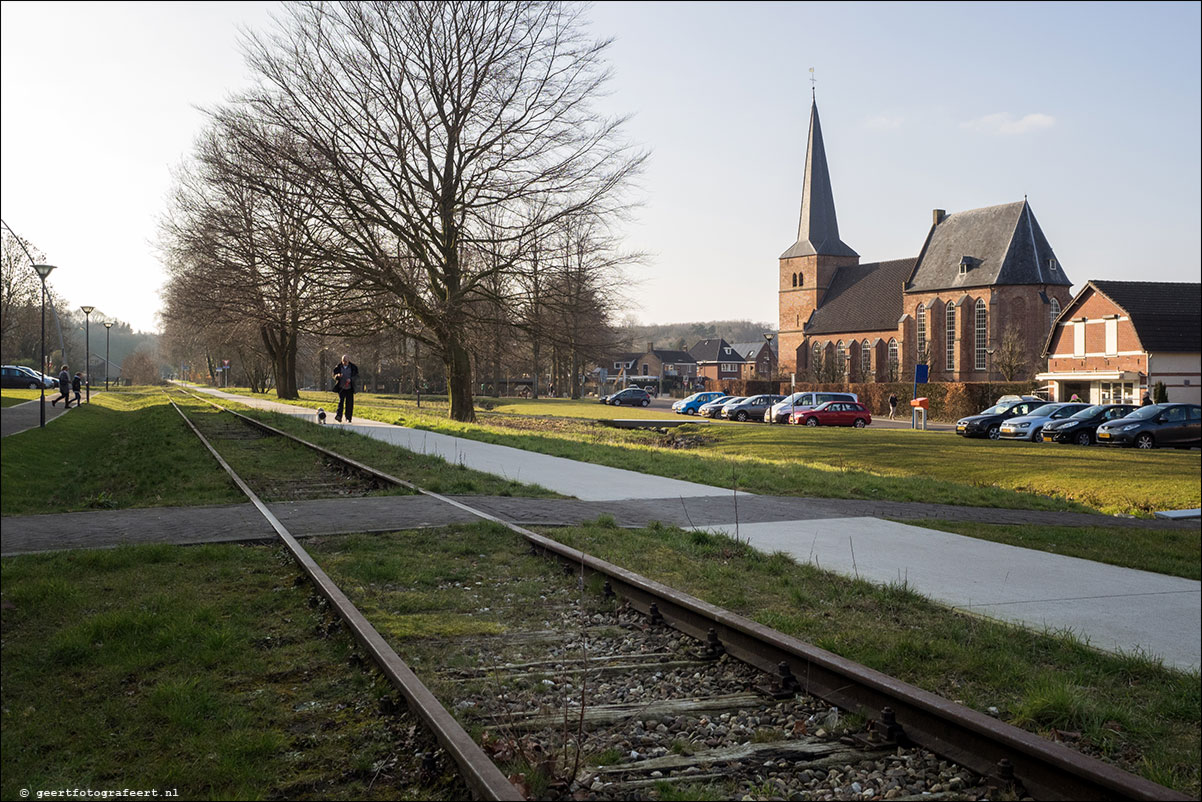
[993,322,1031,381]
[221,1,643,421]
[0,232,44,363]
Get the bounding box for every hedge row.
[713,380,1040,421]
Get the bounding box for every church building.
[778,99,1074,383]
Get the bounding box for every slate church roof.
[906,200,1071,292]
[805,258,917,335]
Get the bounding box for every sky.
[2,1,1199,335]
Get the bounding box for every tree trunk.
[444,334,476,422]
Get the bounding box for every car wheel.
[641,399,650,407]
[687,408,696,415]
[805,417,819,427]
[854,418,867,428]
[736,411,748,421]
[987,425,1000,440]
[1031,426,1042,441]
[1136,433,1155,449]
[28,382,39,390]
[1074,430,1092,446]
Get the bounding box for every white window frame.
[974,299,987,370]
[945,305,956,372]
[1104,318,1118,356]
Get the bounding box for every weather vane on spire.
[809,67,816,100]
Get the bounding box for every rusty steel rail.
[180,387,1191,802]
[166,394,522,802]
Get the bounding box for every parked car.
[1096,403,1201,449]
[601,387,651,407]
[672,391,725,415]
[765,391,859,424]
[1041,404,1139,445]
[1,365,55,390]
[956,398,1050,440]
[791,400,872,427]
[721,394,785,422]
[698,395,737,418]
[998,402,1090,441]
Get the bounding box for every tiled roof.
[805,258,917,335]
[906,200,1071,292]
[1090,281,1202,353]
[689,338,745,363]
[730,342,771,360]
[648,349,696,364]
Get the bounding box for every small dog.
[317,408,327,424]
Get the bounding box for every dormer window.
[959,256,972,275]
[1048,258,1058,273]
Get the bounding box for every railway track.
[165,387,1190,801]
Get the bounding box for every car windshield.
[1069,405,1105,419]
[707,397,731,405]
[1124,405,1164,421]
[725,397,745,404]
[979,403,1009,415]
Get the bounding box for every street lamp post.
[33,264,57,427]
[985,347,996,402]
[80,306,94,402]
[104,321,114,390]
[763,332,775,380]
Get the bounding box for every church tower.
[778,99,859,374]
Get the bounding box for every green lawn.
[0,542,467,800]
[1,388,43,406]
[215,386,1201,516]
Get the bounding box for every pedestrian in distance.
[71,372,83,406]
[51,364,71,408]
[332,354,358,422]
[1070,393,1081,402]
[1141,392,1153,406]
[888,392,898,420]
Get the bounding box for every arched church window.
[792,273,798,287]
[945,304,956,372]
[836,341,846,377]
[887,339,899,381]
[916,304,927,363]
[861,340,871,378]
[975,299,988,371]
[1049,297,1060,332]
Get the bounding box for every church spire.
[780,98,858,259]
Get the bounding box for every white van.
[765,391,859,424]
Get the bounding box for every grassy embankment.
[0,542,467,800]
[225,388,1201,517]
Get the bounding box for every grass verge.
[0,542,468,800]
[1,388,243,515]
[539,521,1200,795]
[894,520,1202,580]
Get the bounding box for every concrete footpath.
[699,519,1199,671]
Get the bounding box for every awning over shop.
[1035,370,1142,382]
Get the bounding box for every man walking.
[888,392,898,420]
[51,364,72,408]
[333,354,359,423]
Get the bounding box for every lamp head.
[763,332,775,343]
[81,305,95,315]
[32,263,56,280]
[104,321,114,330]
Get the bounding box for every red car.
[791,401,872,428]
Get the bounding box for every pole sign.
[913,363,928,400]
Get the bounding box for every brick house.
[634,344,698,383]
[778,99,1073,382]
[1036,280,1201,404]
[689,338,745,384]
[731,340,777,380]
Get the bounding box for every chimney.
[933,209,946,226]
[647,342,654,355]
